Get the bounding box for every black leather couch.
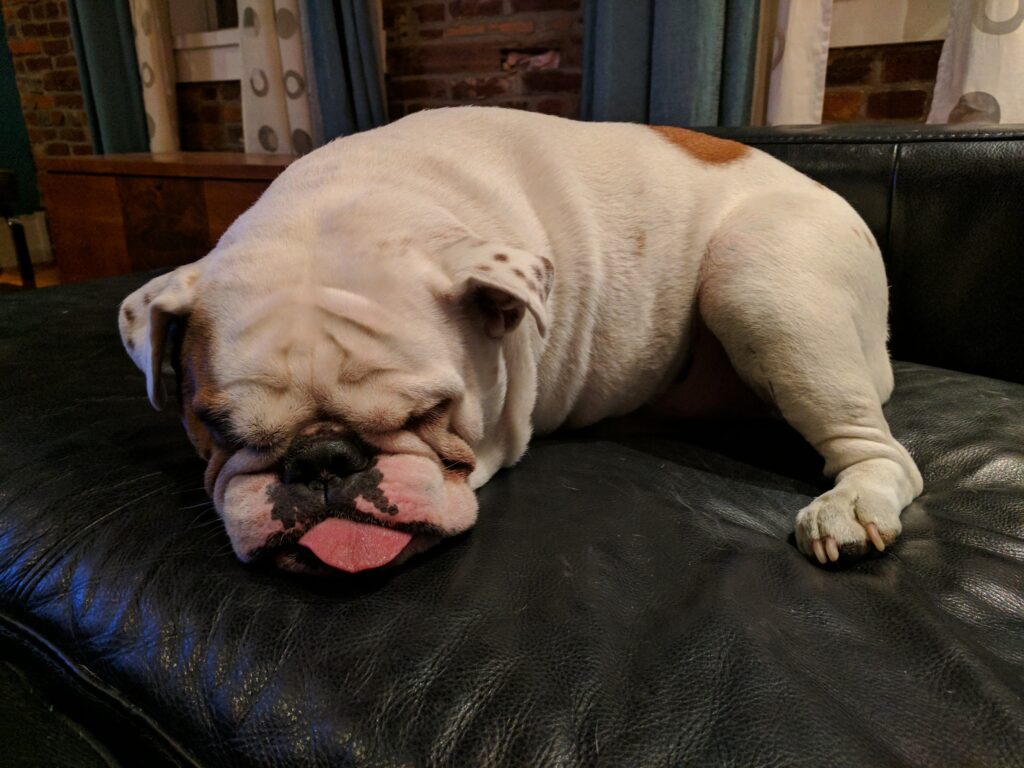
[2,125,1023,767]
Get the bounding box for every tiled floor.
[0,263,60,289]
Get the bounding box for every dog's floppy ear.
[440,238,554,338]
[118,264,202,410]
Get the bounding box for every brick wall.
[383,0,583,120]
[824,41,942,124]
[177,81,243,152]
[2,0,91,157]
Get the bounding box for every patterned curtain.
[237,0,314,155]
[129,0,179,152]
[581,0,762,127]
[928,0,1024,124]
[765,0,833,125]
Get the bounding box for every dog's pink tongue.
[299,518,412,573]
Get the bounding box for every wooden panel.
[37,152,293,180]
[203,179,269,244]
[36,153,290,282]
[39,173,130,284]
[118,176,210,271]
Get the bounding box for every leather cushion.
[2,274,1023,766]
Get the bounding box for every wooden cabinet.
[37,152,292,283]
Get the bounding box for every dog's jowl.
[119,107,922,573]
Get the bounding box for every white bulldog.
[119,107,923,574]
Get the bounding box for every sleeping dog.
[119,107,922,574]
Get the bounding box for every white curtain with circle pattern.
[238,0,314,155]
[928,0,1024,124]
[766,0,833,125]
[129,0,179,152]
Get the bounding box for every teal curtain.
[0,15,39,214]
[581,0,760,127]
[299,0,386,143]
[67,0,148,154]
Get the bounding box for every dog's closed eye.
[195,408,236,446]
[403,399,452,431]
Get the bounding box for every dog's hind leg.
[698,192,922,564]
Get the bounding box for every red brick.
[511,0,578,10]
[826,48,877,87]
[55,54,77,68]
[42,38,70,56]
[43,69,80,91]
[543,15,576,31]
[24,55,53,72]
[881,42,942,84]
[219,81,242,100]
[521,69,580,92]
[44,1,63,19]
[38,110,65,127]
[388,42,497,75]
[445,23,486,36]
[822,89,865,122]
[420,29,443,39]
[221,104,243,123]
[71,144,93,156]
[449,0,501,17]
[536,97,571,116]
[489,21,534,35]
[559,36,582,67]
[59,127,86,142]
[7,38,41,55]
[389,77,448,99]
[27,127,58,142]
[415,3,445,23]
[451,75,510,99]
[46,142,70,156]
[48,20,70,37]
[381,4,406,28]
[54,92,83,109]
[31,1,49,19]
[867,89,928,120]
[35,94,55,109]
[19,22,49,36]
[199,104,221,123]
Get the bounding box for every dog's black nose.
[282,436,372,489]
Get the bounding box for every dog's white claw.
[866,522,886,552]
[812,539,827,565]
[826,537,840,562]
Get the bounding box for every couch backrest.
[706,124,1024,385]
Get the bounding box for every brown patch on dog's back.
[650,125,749,165]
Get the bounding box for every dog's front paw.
[794,482,902,565]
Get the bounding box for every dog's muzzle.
[271,432,416,573]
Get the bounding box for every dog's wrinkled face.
[119,233,551,575]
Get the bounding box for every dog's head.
[119,235,552,574]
